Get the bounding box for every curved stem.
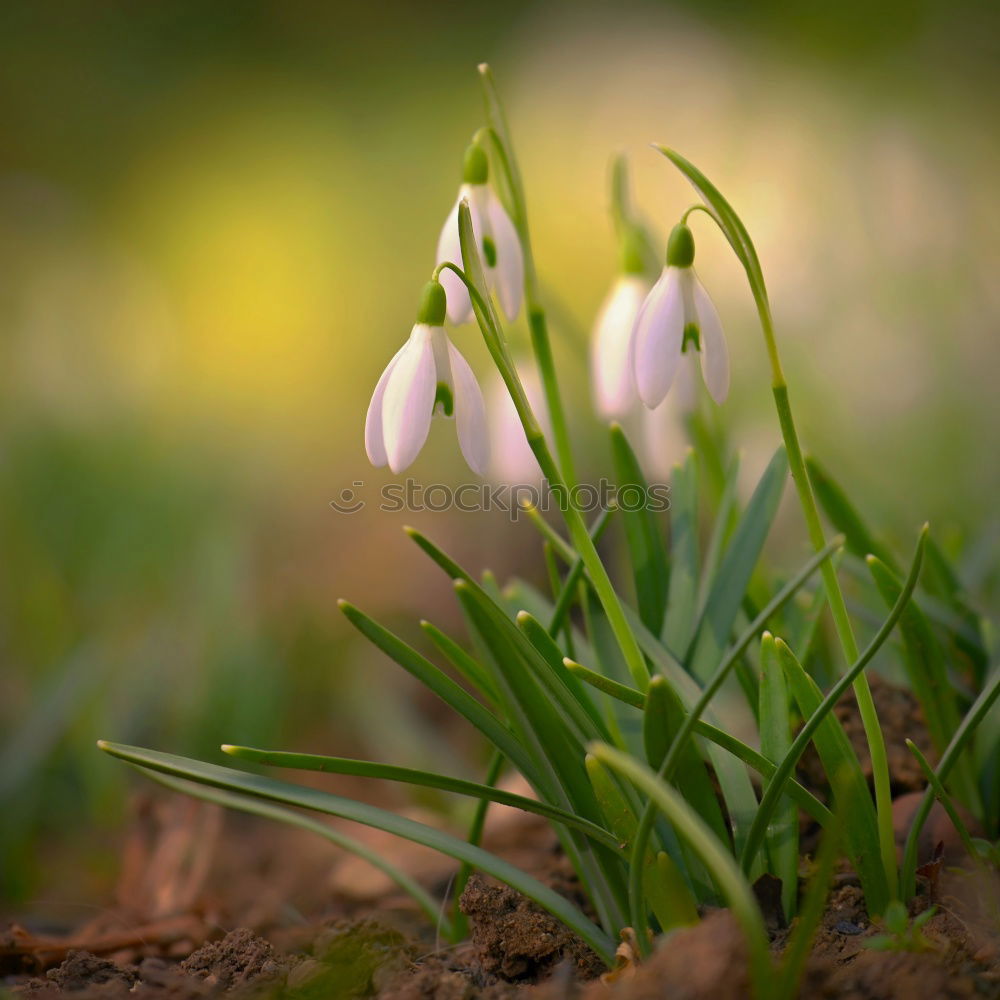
[456,203,650,692]
[477,63,577,488]
[677,180,898,903]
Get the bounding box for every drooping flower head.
[436,142,524,325]
[485,359,549,484]
[365,279,489,475]
[630,222,730,409]
[591,225,652,418]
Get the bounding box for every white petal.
[486,189,523,320]
[692,275,730,404]
[592,275,648,418]
[435,197,473,325]
[446,337,490,476]
[364,341,407,467]
[487,363,545,483]
[382,325,436,474]
[631,267,685,409]
[673,349,700,414]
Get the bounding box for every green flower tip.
[666,222,695,268]
[463,143,489,184]
[620,226,647,276]
[96,739,110,750]
[416,279,448,325]
[220,744,237,754]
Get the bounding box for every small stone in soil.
[834,920,865,936]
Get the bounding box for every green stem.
[771,379,897,901]
[674,162,899,901]
[454,204,651,693]
[527,304,577,487]
[477,63,577,487]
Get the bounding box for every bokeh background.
[2,0,998,913]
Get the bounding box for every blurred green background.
[2,0,998,911]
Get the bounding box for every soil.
[4,679,998,999]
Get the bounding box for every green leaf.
[591,744,772,993]
[566,659,832,826]
[904,739,981,864]
[338,600,536,783]
[97,741,615,965]
[774,794,844,1000]
[221,745,619,850]
[134,765,453,939]
[739,525,928,915]
[805,455,897,570]
[900,665,1000,897]
[419,620,500,705]
[516,611,609,740]
[697,453,741,614]
[644,676,729,848]
[867,556,964,762]
[774,639,887,914]
[685,446,788,683]
[759,633,798,920]
[453,581,630,932]
[585,755,695,934]
[610,423,669,634]
[663,450,699,654]
[548,507,614,635]
[654,145,770,317]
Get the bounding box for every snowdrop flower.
[631,223,730,409]
[436,143,523,325]
[485,360,549,484]
[365,279,489,476]
[591,267,651,418]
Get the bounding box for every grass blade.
[610,422,669,634]
[97,741,615,965]
[663,450,699,654]
[774,795,845,1000]
[221,745,619,849]
[739,525,928,913]
[805,455,897,570]
[759,633,798,920]
[134,765,453,938]
[338,600,536,782]
[644,676,729,847]
[901,665,1000,896]
[904,740,981,864]
[685,446,788,683]
[419,620,500,704]
[565,658,832,826]
[591,744,772,997]
[868,554,978,811]
[774,640,887,913]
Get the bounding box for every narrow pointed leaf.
[685,446,787,683]
[97,742,615,965]
[759,633,798,920]
[610,423,669,634]
[338,600,536,782]
[222,745,619,849]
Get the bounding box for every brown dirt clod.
[178,929,288,990]
[459,874,605,983]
